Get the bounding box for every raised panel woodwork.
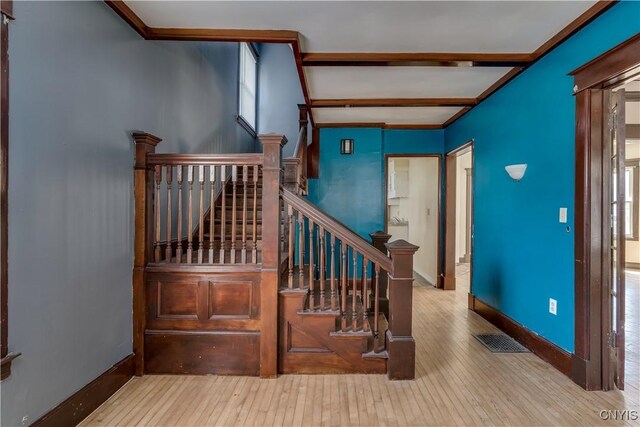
[156,281,198,319]
[287,322,330,353]
[208,280,253,319]
[144,331,260,375]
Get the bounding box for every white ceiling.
[313,106,463,124]
[305,66,513,99]
[124,0,601,127]
[126,1,598,53]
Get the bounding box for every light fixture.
[340,139,354,155]
[505,164,528,181]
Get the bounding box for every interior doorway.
[384,155,441,287]
[443,142,474,291]
[572,33,640,391]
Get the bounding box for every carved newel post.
[132,131,162,376]
[259,133,287,378]
[386,239,419,380]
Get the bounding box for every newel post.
[132,131,161,376]
[259,133,287,378]
[370,231,391,318]
[386,239,419,380]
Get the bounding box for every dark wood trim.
[32,354,134,427]
[532,1,617,62]
[442,107,473,128]
[311,98,477,108]
[383,154,443,287]
[301,52,531,67]
[0,0,13,19]
[446,1,617,128]
[0,0,17,382]
[316,123,444,130]
[572,31,640,391]
[571,32,640,92]
[147,28,298,43]
[469,296,573,377]
[236,115,258,139]
[443,141,474,291]
[104,1,148,38]
[102,2,315,127]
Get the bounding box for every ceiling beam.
[311,98,477,108]
[301,52,532,67]
[316,123,443,130]
[146,28,298,43]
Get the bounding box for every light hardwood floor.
[81,268,639,426]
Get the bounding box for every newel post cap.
[385,239,419,255]
[370,230,392,242]
[132,131,162,147]
[258,133,288,147]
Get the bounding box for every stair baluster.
[198,165,204,264]
[165,166,173,262]
[352,250,358,331]
[231,165,238,263]
[219,165,226,263]
[176,166,183,263]
[362,258,369,332]
[154,165,162,263]
[319,226,325,310]
[287,204,294,288]
[252,165,258,263]
[308,219,315,308]
[298,211,304,288]
[341,243,348,331]
[330,235,336,310]
[241,165,248,263]
[186,165,194,264]
[208,165,215,264]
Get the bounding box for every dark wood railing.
[281,188,418,378]
[146,153,263,266]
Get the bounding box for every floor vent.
[474,334,530,353]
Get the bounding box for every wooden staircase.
[278,265,388,374]
[132,105,419,380]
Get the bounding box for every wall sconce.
[340,139,354,155]
[505,164,528,181]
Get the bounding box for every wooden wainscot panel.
[207,280,255,319]
[144,331,260,375]
[156,280,198,319]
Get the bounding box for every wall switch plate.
[549,298,557,315]
[559,208,567,223]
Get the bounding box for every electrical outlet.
[549,298,557,315]
[559,208,567,223]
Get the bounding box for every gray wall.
[258,43,306,157]
[2,1,256,425]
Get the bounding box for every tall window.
[625,162,639,240]
[238,42,257,135]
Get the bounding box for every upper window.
[625,162,639,240]
[238,42,258,134]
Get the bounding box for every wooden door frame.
[570,33,640,391]
[383,154,442,287]
[443,141,474,291]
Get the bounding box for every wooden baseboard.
[468,295,572,377]
[32,354,134,427]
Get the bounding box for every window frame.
[625,159,639,241]
[237,42,258,138]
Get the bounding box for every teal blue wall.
[308,128,444,240]
[445,1,640,352]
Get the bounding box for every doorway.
[572,33,640,391]
[384,155,441,287]
[443,142,474,292]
